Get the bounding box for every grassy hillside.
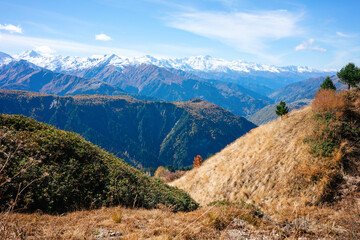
[172,89,360,212]
[0,114,198,213]
[0,90,256,168]
[173,107,318,207]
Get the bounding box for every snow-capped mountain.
[0,52,13,66]
[1,50,338,117]
[13,50,331,74]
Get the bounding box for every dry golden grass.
[172,107,324,210]
[2,201,359,239]
[0,205,275,240]
[170,91,360,238]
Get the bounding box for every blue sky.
[0,0,359,69]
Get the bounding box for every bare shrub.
[154,166,170,179]
[164,171,186,183]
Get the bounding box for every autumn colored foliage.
[312,89,346,115]
[193,155,203,168]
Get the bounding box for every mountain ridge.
[0,58,270,116]
[9,50,335,94]
[0,59,127,96]
[269,75,347,103]
[13,50,335,74]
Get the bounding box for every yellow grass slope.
[172,106,326,210]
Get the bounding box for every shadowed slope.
[0,90,256,168]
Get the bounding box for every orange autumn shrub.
[312,89,345,116]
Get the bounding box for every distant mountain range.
[0,60,127,96]
[13,50,335,94]
[247,75,347,125]
[269,75,346,103]
[0,90,256,168]
[0,52,272,116]
[247,99,313,125]
[0,50,337,117]
[14,50,329,75]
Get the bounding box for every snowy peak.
[9,50,333,74]
[279,65,314,73]
[15,50,105,73]
[0,51,13,66]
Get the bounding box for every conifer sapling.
[320,76,336,91]
[275,100,289,118]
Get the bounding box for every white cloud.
[35,46,56,56]
[0,33,143,57]
[167,9,302,59]
[336,32,352,38]
[95,33,112,41]
[295,39,327,52]
[0,24,22,34]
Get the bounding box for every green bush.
[0,114,198,213]
[306,111,358,158]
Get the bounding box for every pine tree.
[275,100,289,118]
[320,76,336,91]
[337,63,360,89]
[193,155,203,168]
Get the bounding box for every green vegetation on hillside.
[0,114,198,213]
[302,89,360,202]
[0,90,256,168]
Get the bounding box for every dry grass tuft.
[163,170,186,183]
[153,166,186,183]
[111,210,123,223]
